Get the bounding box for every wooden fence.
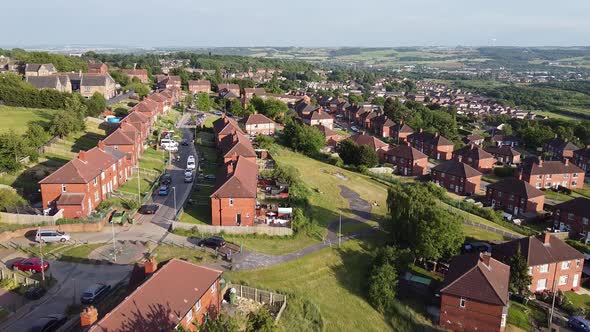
[172,221,293,236]
[227,283,287,323]
[0,209,64,225]
[463,219,524,239]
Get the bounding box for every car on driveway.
[184,169,193,177]
[81,283,111,304]
[204,174,216,181]
[159,174,172,185]
[29,314,67,332]
[199,236,226,249]
[158,185,170,196]
[35,230,70,243]
[214,111,223,116]
[24,286,47,300]
[140,204,159,214]
[184,173,194,183]
[12,257,49,273]
[569,316,590,332]
[110,210,128,224]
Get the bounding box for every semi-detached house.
[553,198,590,235]
[518,158,585,190]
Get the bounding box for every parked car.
[214,111,223,116]
[159,174,172,185]
[35,230,70,243]
[204,174,216,180]
[165,145,178,152]
[110,210,128,224]
[140,204,159,214]
[12,257,49,273]
[181,139,189,146]
[158,185,170,196]
[187,155,195,162]
[81,283,111,305]
[199,236,226,249]
[568,316,590,332]
[184,174,194,183]
[29,314,67,332]
[24,286,47,300]
[184,169,193,177]
[187,160,196,170]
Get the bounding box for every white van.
[35,229,71,243]
[160,139,178,149]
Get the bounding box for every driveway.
[0,261,131,332]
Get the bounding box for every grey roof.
[81,74,114,87]
[26,76,60,89]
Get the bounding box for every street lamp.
[111,217,117,262]
[172,186,177,221]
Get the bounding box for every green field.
[0,105,56,133]
[227,238,434,332]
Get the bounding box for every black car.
[81,283,111,304]
[159,174,172,185]
[25,286,47,300]
[199,236,226,249]
[29,314,67,332]
[141,204,159,214]
[181,139,189,146]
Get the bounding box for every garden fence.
[227,283,287,323]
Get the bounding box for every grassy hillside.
[0,105,56,133]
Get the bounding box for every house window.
[229,198,234,206]
[101,172,105,180]
[185,308,193,323]
[61,184,67,192]
[577,259,581,268]
[573,173,578,178]
[211,283,216,293]
[93,178,98,186]
[572,181,578,186]
[528,267,533,275]
[547,174,552,179]
[540,264,549,273]
[501,314,507,327]
[195,299,201,312]
[537,279,547,291]
[568,213,575,221]
[558,275,569,286]
[536,182,541,188]
[112,164,116,171]
[94,192,99,202]
[459,297,466,308]
[584,218,589,225]
[562,261,571,270]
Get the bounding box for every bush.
[328,156,344,167]
[121,199,140,211]
[494,166,515,177]
[368,263,398,312]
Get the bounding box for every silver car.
[35,230,71,243]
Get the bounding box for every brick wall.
[485,189,545,214]
[431,172,481,195]
[522,171,585,189]
[440,294,506,332]
[245,123,275,136]
[554,210,590,235]
[179,278,220,330]
[529,259,583,293]
[210,197,256,227]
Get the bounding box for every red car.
[12,257,49,273]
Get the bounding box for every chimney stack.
[227,162,234,174]
[543,232,551,245]
[564,158,570,166]
[538,157,543,167]
[419,128,423,133]
[480,252,491,267]
[80,306,98,327]
[78,150,88,162]
[434,132,440,138]
[144,257,158,274]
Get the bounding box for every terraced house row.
[39,88,180,219]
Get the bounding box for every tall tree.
[196,92,212,112]
[508,245,532,295]
[368,263,398,313]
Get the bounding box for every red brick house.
[147,92,170,114]
[88,259,222,332]
[518,158,585,189]
[39,144,130,219]
[213,115,243,146]
[102,127,142,166]
[155,75,181,89]
[299,108,334,129]
[316,124,346,147]
[217,83,240,96]
[219,132,257,164]
[485,178,545,215]
[573,146,590,173]
[493,234,584,293]
[121,110,151,142]
[484,146,521,165]
[210,157,258,226]
[390,122,414,143]
[131,99,159,122]
[431,160,482,195]
[543,138,579,160]
[350,133,389,162]
[453,145,495,173]
[243,87,266,99]
[188,80,211,94]
[407,130,454,160]
[385,144,428,176]
[121,69,149,83]
[553,198,590,235]
[439,253,509,332]
[87,62,108,74]
[239,113,276,136]
[371,115,395,138]
[462,134,485,146]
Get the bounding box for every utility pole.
[111,219,117,262]
[136,159,141,204]
[172,186,177,221]
[338,212,342,247]
[38,227,45,282]
[549,264,559,328]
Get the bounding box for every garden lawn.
[202,115,220,129]
[272,146,389,228]
[151,245,216,264]
[463,224,507,242]
[565,291,590,312]
[507,302,530,330]
[440,201,521,236]
[221,233,319,255]
[227,239,430,332]
[58,243,106,263]
[0,105,56,133]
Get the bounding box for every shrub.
[494,166,515,177]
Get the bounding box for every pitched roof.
[213,116,243,136]
[314,124,338,137]
[211,157,258,198]
[575,147,590,158]
[220,132,256,159]
[545,138,579,151]
[554,198,590,218]
[80,73,114,87]
[89,259,222,332]
[521,160,583,176]
[241,113,274,126]
[124,110,149,124]
[39,147,117,184]
[56,193,85,205]
[408,131,452,146]
[487,178,544,199]
[350,133,388,151]
[454,145,495,161]
[393,123,414,134]
[386,144,428,160]
[103,128,134,145]
[244,87,266,95]
[188,80,210,87]
[484,145,521,157]
[493,234,584,266]
[121,69,148,76]
[432,160,482,178]
[440,253,509,306]
[26,75,61,89]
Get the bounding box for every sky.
[2,0,590,48]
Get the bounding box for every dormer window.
[61,184,67,192]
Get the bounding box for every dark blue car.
[158,185,170,196]
[569,316,590,332]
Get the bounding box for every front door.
[514,206,519,216]
[574,274,580,288]
[236,213,242,226]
